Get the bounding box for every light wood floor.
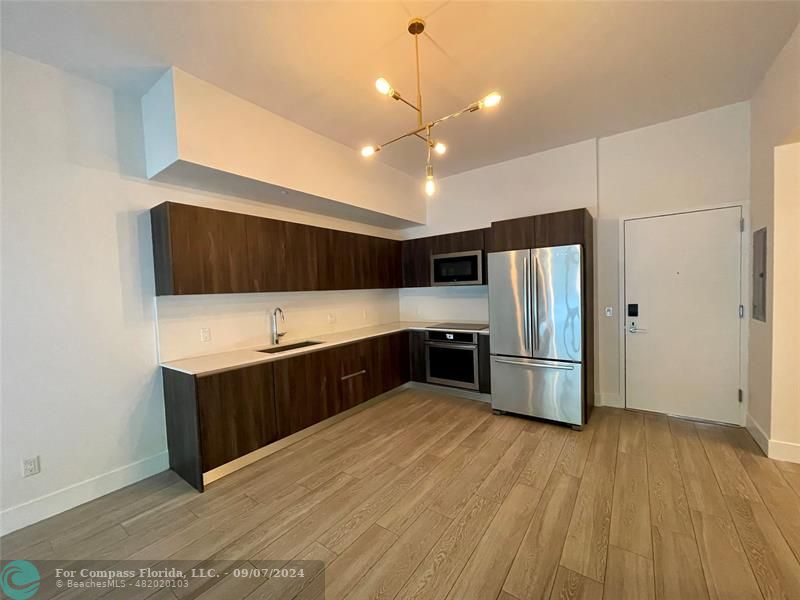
[3,388,800,600]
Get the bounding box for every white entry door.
[624,207,742,424]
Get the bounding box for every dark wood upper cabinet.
[485,215,536,253]
[401,236,432,287]
[533,208,588,248]
[245,215,287,292]
[196,362,277,472]
[151,202,252,295]
[430,229,486,254]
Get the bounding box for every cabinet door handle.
[341,369,367,381]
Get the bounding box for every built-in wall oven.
[425,330,480,390]
[431,250,483,286]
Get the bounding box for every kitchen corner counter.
[160,321,490,377]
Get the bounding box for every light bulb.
[479,92,502,109]
[375,78,394,96]
[425,176,435,197]
[433,141,447,155]
[361,145,376,157]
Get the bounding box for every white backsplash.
[398,286,489,323]
[155,289,400,361]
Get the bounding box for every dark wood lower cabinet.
[409,330,426,382]
[273,349,340,438]
[196,363,277,472]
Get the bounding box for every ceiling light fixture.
[360,17,501,196]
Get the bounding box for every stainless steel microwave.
[431,250,483,286]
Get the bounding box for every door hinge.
[739,305,745,318]
[740,218,745,232]
[738,388,743,403]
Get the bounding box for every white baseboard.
[745,413,800,463]
[595,393,622,408]
[746,413,770,455]
[0,451,169,536]
[768,438,800,463]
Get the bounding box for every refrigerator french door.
[488,245,583,426]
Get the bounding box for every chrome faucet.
[271,307,286,345]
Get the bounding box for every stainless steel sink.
[258,341,322,354]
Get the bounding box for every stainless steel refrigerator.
[488,245,584,426]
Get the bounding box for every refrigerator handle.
[523,256,530,351]
[532,254,540,350]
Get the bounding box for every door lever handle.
[628,325,648,334]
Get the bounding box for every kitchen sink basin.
[258,341,322,354]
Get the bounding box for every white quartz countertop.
[160,321,489,377]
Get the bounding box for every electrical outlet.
[605,306,614,317]
[327,313,336,324]
[200,328,211,342]
[22,456,40,478]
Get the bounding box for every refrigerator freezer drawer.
[490,356,582,425]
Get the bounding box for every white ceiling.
[3,1,799,177]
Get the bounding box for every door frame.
[617,202,750,425]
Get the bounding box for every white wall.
[403,139,598,239]
[747,23,800,451]
[597,102,751,407]
[0,51,406,535]
[769,143,800,459]
[157,289,399,362]
[398,287,489,323]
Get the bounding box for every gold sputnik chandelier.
[360,17,501,197]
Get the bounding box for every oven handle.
[424,342,478,351]
[494,358,574,370]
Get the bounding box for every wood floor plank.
[517,426,569,489]
[209,473,358,561]
[549,566,603,600]
[644,414,693,536]
[447,483,543,600]
[604,545,655,600]
[297,524,397,600]
[343,510,452,600]
[690,509,762,600]
[669,417,729,517]
[696,423,762,503]
[775,460,800,474]
[738,453,800,561]
[503,472,581,600]
[618,411,646,455]
[318,454,441,555]
[376,446,473,535]
[253,463,401,561]
[726,494,800,599]
[783,470,800,496]
[476,430,543,503]
[609,449,652,558]
[652,526,709,600]
[560,414,620,582]
[428,437,511,518]
[394,494,500,600]
[554,428,595,479]
[236,543,334,600]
